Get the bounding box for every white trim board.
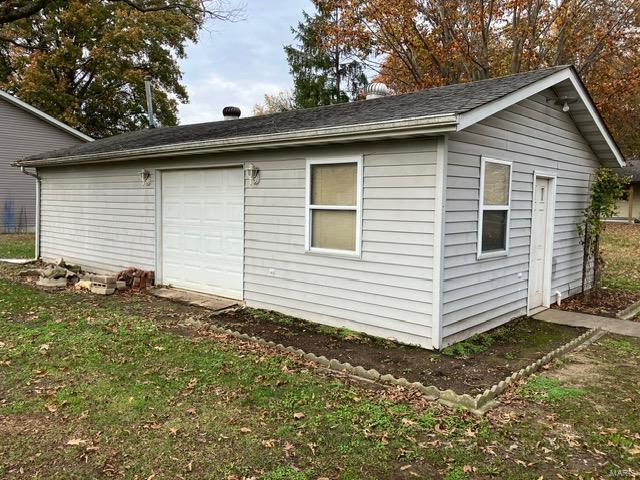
[431,135,448,349]
[0,89,93,142]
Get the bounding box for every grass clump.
[0,234,35,258]
[519,375,585,402]
[442,333,495,358]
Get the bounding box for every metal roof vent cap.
[223,106,241,120]
[366,83,389,100]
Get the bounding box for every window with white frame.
[478,157,512,257]
[305,157,362,255]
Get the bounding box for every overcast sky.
[177,0,313,125]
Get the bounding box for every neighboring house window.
[478,157,512,258]
[305,156,363,256]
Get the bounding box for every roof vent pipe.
[223,106,241,120]
[365,82,389,100]
[144,75,156,128]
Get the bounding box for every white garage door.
[161,168,244,299]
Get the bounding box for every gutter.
[19,167,41,260]
[16,113,459,167]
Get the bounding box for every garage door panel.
[162,167,244,299]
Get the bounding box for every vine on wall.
[578,168,630,298]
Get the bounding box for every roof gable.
[0,90,93,142]
[457,67,624,168]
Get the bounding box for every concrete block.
[90,274,116,285]
[90,285,116,295]
[116,281,127,291]
[37,276,67,288]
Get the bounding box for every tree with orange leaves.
[326,0,640,157]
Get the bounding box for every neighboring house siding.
[614,184,640,221]
[0,97,85,233]
[442,91,599,346]
[38,139,437,347]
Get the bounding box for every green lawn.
[602,223,640,292]
[0,233,35,259]
[1,271,639,479]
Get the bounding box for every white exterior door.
[161,168,244,299]
[529,177,551,310]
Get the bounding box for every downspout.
[20,166,40,259]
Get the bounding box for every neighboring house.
[613,162,640,222]
[16,66,624,349]
[0,90,92,233]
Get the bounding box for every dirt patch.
[204,309,585,395]
[552,289,640,318]
[547,351,602,386]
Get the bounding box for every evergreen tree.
[284,1,366,109]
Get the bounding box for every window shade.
[311,210,356,251]
[483,162,510,206]
[311,163,357,206]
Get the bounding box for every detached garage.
[16,66,625,349]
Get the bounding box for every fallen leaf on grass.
[293,412,305,420]
[240,427,252,434]
[66,438,87,446]
[261,439,276,448]
[463,465,475,473]
[400,464,412,471]
[45,404,57,413]
[39,344,49,355]
[169,427,179,437]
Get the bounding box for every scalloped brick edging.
[617,299,640,321]
[193,320,601,415]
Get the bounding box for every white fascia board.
[0,89,93,142]
[18,113,458,167]
[457,68,625,168]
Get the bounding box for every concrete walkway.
[534,309,640,338]
[150,287,238,313]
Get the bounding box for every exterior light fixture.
[546,95,578,112]
[244,163,260,185]
[139,169,151,186]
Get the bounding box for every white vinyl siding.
[38,139,438,348]
[441,90,600,346]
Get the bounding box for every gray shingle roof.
[26,66,569,162]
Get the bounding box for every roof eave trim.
[0,90,94,142]
[456,68,625,168]
[17,113,458,167]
